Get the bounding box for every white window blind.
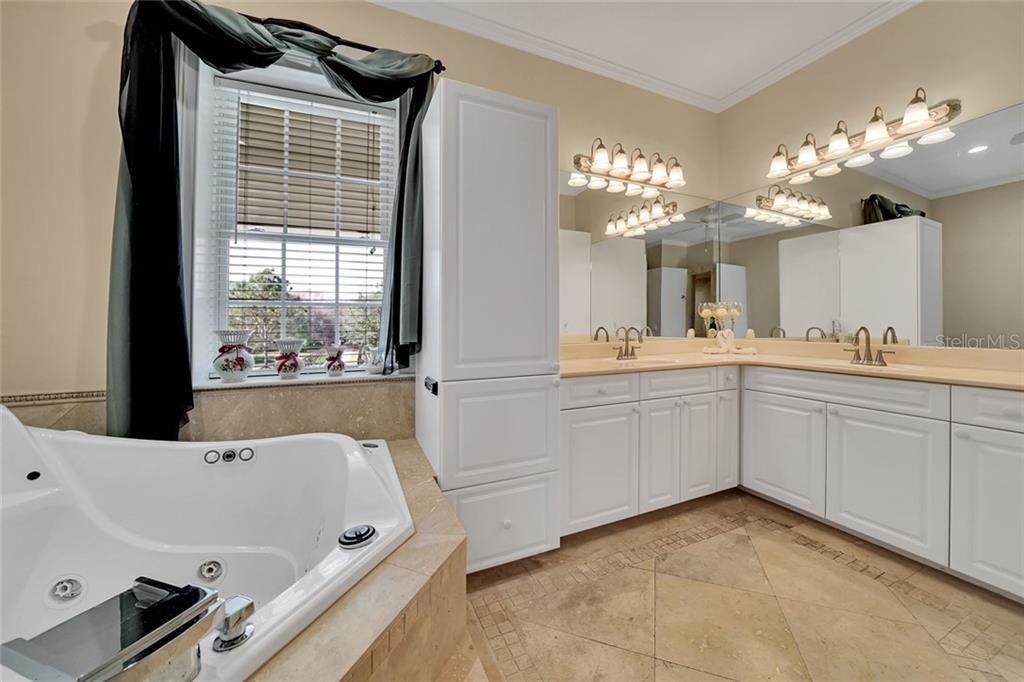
[194,77,397,377]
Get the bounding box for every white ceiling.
[374,1,916,112]
[852,103,1024,199]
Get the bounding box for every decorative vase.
[212,330,254,383]
[361,347,386,375]
[275,338,304,380]
[325,344,346,378]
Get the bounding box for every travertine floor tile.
[789,518,920,580]
[656,531,773,595]
[894,588,963,641]
[904,568,1024,636]
[655,574,810,682]
[655,659,737,681]
[747,523,916,623]
[519,620,655,682]
[514,566,655,656]
[778,598,970,682]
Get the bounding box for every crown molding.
[372,1,918,113]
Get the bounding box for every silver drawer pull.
[955,429,971,440]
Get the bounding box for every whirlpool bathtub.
[0,406,414,681]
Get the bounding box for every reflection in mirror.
[718,102,1024,348]
[558,170,719,341]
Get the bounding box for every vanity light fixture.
[826,120,851,158]
[879,141,914,159]
[605,199,682,238]
[745,206,801,227]
[918,127,955,145]
[568,171,588,187]
[845,152,874,168]
[606,218,616,235]
[757,186,832,223]
[763,88,961,183]
[574,140,687,192]
[606,180,626,193]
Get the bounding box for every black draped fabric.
[108,0,438,438]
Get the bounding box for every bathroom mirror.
[558,172,720,340]
[717,102,1024,348]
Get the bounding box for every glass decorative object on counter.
[212,330,254,383]
[275,338,304,380]
[325,344,346,377]
[361,347,386,375]
[698,302,716,336]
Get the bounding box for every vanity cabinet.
[741,390,826,515]
[680,394,718,501]
[716,389,739,490]
[560,402,640,534]
[826,404,950,564]
[639,398,682,513]
[950,425,1024,597]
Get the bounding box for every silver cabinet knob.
[633,405,641,414]
[502,519,512,529]
[597,386,608,395]
[955,429,971,440]
[828,407,839,415]
[724,375,734,383]
[552,378,561,387]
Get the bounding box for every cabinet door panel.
[716,390,739,491]
[681,394,717,502]
[741,390,826,515]
[951,426,1024,598]
[639,398,681,513]
[561,403,639,535]
[826,405,950,564]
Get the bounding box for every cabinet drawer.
[560,373,639,409]
[438,374,559,490]
[717,366,739,391]
[446,471,560,573]
[640,367,716,400]
[743,366,949,420]
[952,386,1024,433]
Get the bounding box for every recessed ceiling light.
[967,145,988,154]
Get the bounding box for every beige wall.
[0,0,719,396]
[931,181,1024,346]
[718,1,1024,200]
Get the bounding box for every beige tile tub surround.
[251,439,468,682]
[468,491,1024,682]
[559,338,1024,390]
[4,375,415,441]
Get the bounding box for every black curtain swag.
[108,0,440,439]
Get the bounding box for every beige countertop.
[560,341,1024,391]
[250,440,465,682]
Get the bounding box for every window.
[191,70,397,381]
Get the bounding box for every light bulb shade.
[625,183,643,196]
[606,180,626,193]
[818,204,833,220]
[666,161,685,188]
[771,191,788,210]
[650,156,669,185]
[789,172,813,185]
[587,175,608,190]
[616,216,627,232]
[797,133,819,167]
[753,213,768,221]
[826,121,851,158]
[899,87,930,132]
[591,139,612,173]
[641,186,660,199]
[918,127,955,145]
[864,107,892,145]
[814,163,842,177]
[879,141,914,159]
[639,205,651,222]
[645,222,659,232]
[606,219,616,235]
[669,212,685,223]
[627,209,639,227]
[651,199,665,219]
[766,145,790,179]
[568,171,588,187]
[786,193,800,211]
[610,144,631,177]
[845,153,874,168]
[657,218,671,227]
[629,149,651,181]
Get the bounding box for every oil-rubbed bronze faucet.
[615,327,642,360]
[770,326,787,338]
[845,326,872,364]
[882,326,898,345]
[593,326,610,342]
[805,326,827,341]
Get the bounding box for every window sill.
[193,371,414,392]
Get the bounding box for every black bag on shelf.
[862,193,927,223]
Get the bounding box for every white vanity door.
[716,390,739,491]
[681,394,717,502]
[951,425,1024,598]
[560,403,639,535]
[826,404,950,564]
[639,398,682,513]
[741,390,826,516]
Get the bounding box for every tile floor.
[466,491,1024,682]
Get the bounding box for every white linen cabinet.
[416,79,560,572]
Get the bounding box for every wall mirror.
[558,171,720,340]
[716,102,1024,347]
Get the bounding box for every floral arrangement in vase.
[212,330,254,382]
[325,344,346,378]
[275,338,304,380]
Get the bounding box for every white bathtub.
[0,406,414,681]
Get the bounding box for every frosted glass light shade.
[650,159,669,185]
[669,212,685,223]
[591,140,612,173]
[815,163,842,177]
[606,180,626,192]
[767,145,790,178]
[845,153,874,168]
[568,171,588,187]
[625,183,643,196]
[666,162,686,188]
[899,88,930,133]
[610,146,631,177]
[641,186,660,199]
[827,121,850,158]
[864,107,891,145]
[629,151,651,182]
[919,128,955,145]
[879,141,914,159]
[789,172,813,185]
[606,220,616,235]
[587,176,608,190]
[772,191,788,210]
[797,134,819,167]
